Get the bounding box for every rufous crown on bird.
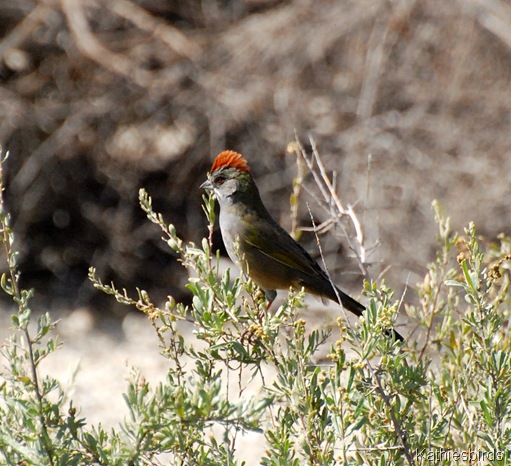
[210,151,251,174]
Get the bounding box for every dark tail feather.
[336,287,404,342]
[384,328,404,342]
[337,289,365,317]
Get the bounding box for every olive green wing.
[243,223,325,279]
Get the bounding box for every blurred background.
[2,0,511,317]
[2,0,511,440]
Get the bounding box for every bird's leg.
[261,289,277,321]
[265,289,277,307]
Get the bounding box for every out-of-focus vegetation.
[1,0,511,310]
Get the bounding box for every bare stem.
[0,152,55,466]
[293,136,370,278]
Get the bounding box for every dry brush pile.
[1,0,511,311]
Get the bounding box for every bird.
[201,150,403,341]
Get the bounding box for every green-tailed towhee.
[201,150,402,341]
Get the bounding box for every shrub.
[0,150,510,465]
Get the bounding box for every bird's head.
[201,151,255,204]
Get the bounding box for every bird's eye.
[215,176,226,185]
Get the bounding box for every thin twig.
[102,0,201,59]
[289,143,306,240]
[356,19,389,120]
[0,4,54,58]
[0,153,55,465]
[62,0,153,87]
[367,363,414,465]
[294,136,369,278]
[305,204,351,326]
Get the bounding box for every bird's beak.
[200,178,213,190]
